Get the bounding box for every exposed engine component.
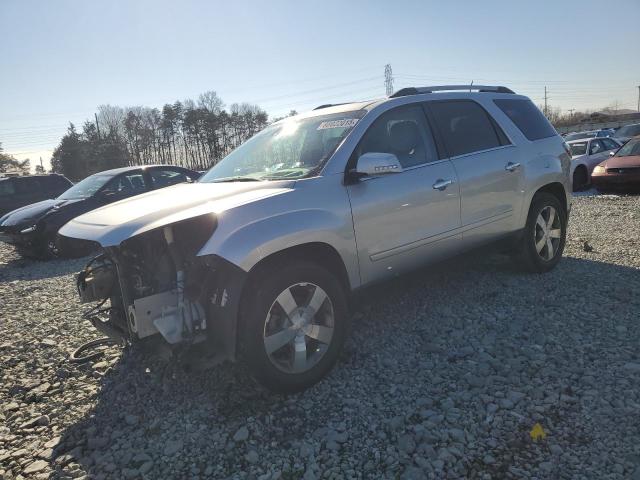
[76,215,217,348]
[77,255,115,304]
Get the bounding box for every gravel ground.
[1,193,639,480]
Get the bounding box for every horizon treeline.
[50,91,269,181]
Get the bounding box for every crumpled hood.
[0,198,82,229]
[58,181,294,247]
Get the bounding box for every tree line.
[50,91,269,181]
[0,143,30,175]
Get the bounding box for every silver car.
[61,85,571,392]
[567,137,621,190]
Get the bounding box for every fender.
[199,205,360,290]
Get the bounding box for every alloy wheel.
[534,205,562,261]
[263,282,334,374]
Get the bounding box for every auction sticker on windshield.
[317,119,359,130]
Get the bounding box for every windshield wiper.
[211,176,262,183]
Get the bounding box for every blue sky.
[1,0,639,167]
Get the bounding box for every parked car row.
[0,165,200,258]
[566,135,640,191]
[562,123,640,144]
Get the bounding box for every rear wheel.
[572,166,588,192]
[513,192,567,273]
[240,261,348,393]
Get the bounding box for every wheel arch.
[244,241,352,294]
[534,182,568,214]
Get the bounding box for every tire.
[240,261,349,393]
[37,234,60,260]
[572,167,588,192]
[513,192,567,273]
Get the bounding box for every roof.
[89,164,189,177]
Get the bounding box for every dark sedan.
[591,136,640,192]
[0,165,200,258]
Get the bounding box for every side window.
[429,100,502,157]
[589,140,605,155]
[601,138,618,150]
[494,99,557,141]
[102,172,146,196]
[356,104,438,168]
[149,168,190,189]
[14,177,40,194]
[0,180,16,197]
[50,176,71,190]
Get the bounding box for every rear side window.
[0,179,15,197]
[47,176,72,190]
[601,138,619,150]
[14,177,41,193]
[150,168,190,188]
[494,99,557,141]
[428,100,506,157]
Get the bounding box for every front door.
[347,104,462,285]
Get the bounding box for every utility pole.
[568,108,575,117]
[95,113,101,140]
[385,64,394,96]
[544,86,548,117]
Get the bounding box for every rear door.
[427,100,521,245]
[347,103,461,284]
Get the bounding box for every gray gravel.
[1,193,639,480]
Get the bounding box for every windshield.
[616,138,640,157]
[200,111,365,182]
[565,132,595,142]
[570,142,588,156]
[616,124,640,138]
[57,174,112,200]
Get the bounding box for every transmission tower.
[385,64,394,96]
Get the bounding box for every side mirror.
[355,152,403,176]
[609,151,616,157]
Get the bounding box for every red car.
[591,136,640,192]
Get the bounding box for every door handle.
[505,162,521,172]
[432,179,453,191]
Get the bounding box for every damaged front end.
[76,214,245,361]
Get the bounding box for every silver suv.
[62,85,571,392]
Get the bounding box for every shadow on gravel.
[0,255,89,281]
[49,250,639,479]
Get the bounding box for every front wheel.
[513,192,567,273]
[240,261,349,393]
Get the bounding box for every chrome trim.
[448,144,516,161]
[370,228,460,262]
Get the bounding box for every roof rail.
[313,102,350,110]
[390,85,515,98]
